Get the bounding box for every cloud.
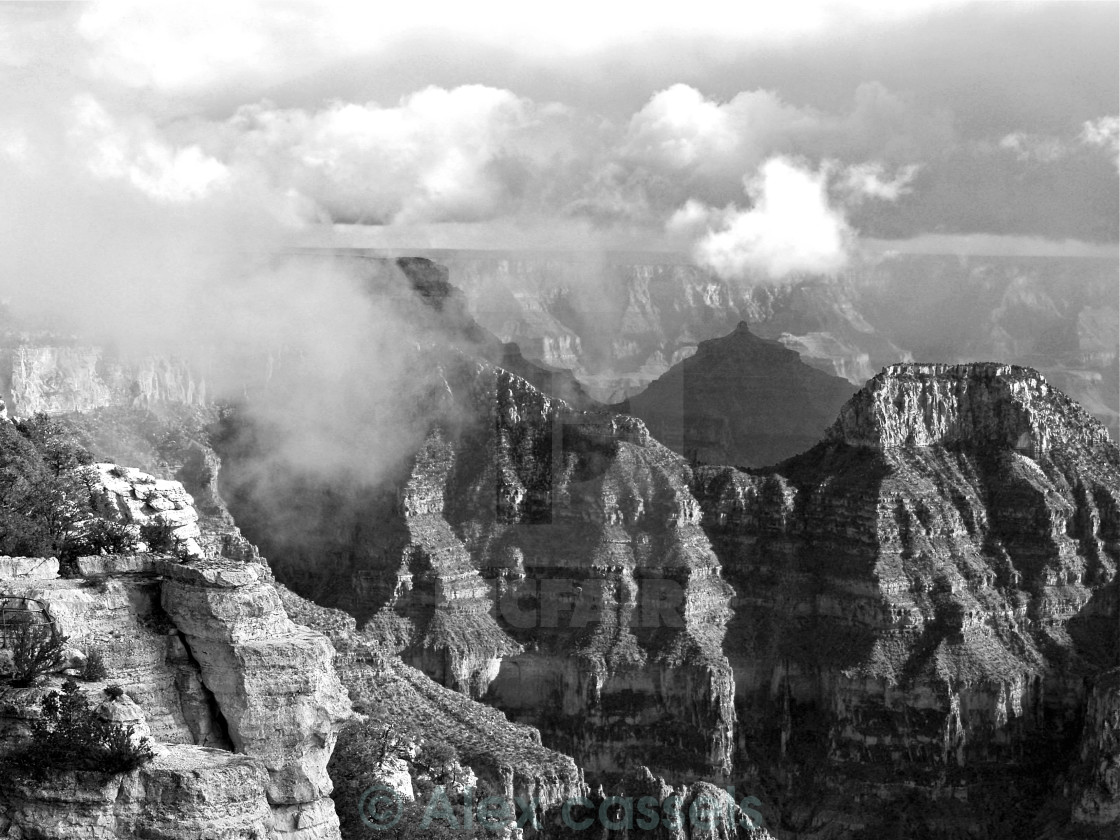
[208,86,565,225]
[684,158,852,282]
[839,162,920,203]
[1081,115,1119,170]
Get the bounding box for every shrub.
[62,517,138,561]
[139,519,180,554]
[104,684,125,699]
[80,648,108,682]
[4,678,154,778]
[6,618,68,687]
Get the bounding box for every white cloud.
[687,158,852,282]
[70,1,971,94]
[1080,115,1119,150]
[69,97,230,202]
[211,86,565,224]
[839,162,920,202]
[1081,115,1119,170]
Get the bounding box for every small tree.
[7,617,68,687]
[139,519,181,554]
[5,678,154,778]
[65,516,138,559]
[79,648,108,682]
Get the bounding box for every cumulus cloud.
[208,86,573,225]
[684,158,852,282]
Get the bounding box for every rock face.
[0,747,273,839]
[1065,668,1120,828]
[159,559,353,840]
[0,476,354,840]
[0,346,205,417]
[453,370,737,784]
[828,362,1114,452]
[89,462,204,557]
[620,322,855,467]
[228,354,739,786]
[276,586,587,832]
[693,363,1119,836]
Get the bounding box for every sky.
[0,0,1114,490]
[0,0,1117,289]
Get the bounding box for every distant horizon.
[298,226,1120,260]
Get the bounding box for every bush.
[62,517,138,561]
[79,648,108,682]
[4,678,154,778]
[6,618,68,687]
[104,684,125,699]
[139,519,181,554]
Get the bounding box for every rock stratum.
[695,362,1119,837]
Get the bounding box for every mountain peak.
[827,362,1115,452]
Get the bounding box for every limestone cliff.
[693,363,1119,837]
[619,322,855,468]
[0,346,205,418]
[0,468,354,840]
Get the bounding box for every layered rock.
[159,558,353,840]
[0,460,355,840]
[0,346,205,418]
[0,746,272,839]
[448,368,737,784]
[276,587,587,830]
[620,322,855,467]
[363,426,521,696]
[89,462,203,557]
[828,362,1114,452]
[693,363,1120,836]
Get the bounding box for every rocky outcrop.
[159,559,353,840]
[89,462,203,557]
[0,465,355,840]
[0,746,273,839]
[450,368,737,784]
[275,586,587,830]
[828,362,1114,453]
[0,346,205,418]
[693,363,1120,836]
[620,323,855,467]
[363,426,521,696]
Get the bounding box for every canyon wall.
[0,468,353,840]
[0,347,205,418]
[694,363,1119,836]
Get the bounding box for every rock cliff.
[693,362,1119,836]
[619,322,855,467]
[0,468,354,840]
[0,346,205,418]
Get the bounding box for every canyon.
[0,254,1116,839]
[420,249,1119,442]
